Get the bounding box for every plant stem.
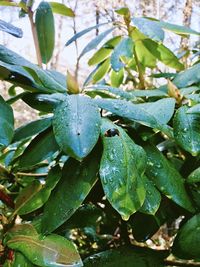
[16,172,48,177]
[133,48,145,89]
[28,9,42,67]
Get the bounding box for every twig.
[16,172,48,177]
[28,8,43,67]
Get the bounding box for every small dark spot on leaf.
[104,128,120,137]
[77,132,80,135]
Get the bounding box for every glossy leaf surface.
[145,145,194,212]
[35,1,55,64]
[41,148,100,234]
[100,119,146,220]
[0,95,14,147]
[174,106,200,155]
[18,128,59,168]
[172,214,200,260]
[53,95,101,160]
[84,246,167,267]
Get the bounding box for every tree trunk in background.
[180,0,193,66]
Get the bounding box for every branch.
[28,9,43,67]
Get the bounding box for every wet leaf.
[53,95,101,160]
[145,145,194,212]
[173,106,200,155]
[94,98,175,137]
[100,119,146,220]
[140,175,161,215]
[41,148,100,234]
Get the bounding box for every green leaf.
[173,63,200,88]
[12,252,35,267]
[18,128,59,168]
[0,45,66,92]
[172,214,200,260]
[65,22,110,46]
[0,95,14,147]
[13,117,52,143]
[100,119,146,220]
[135,39,157,68]
[35,1,55,64]
[142,39,184,71]
[94,98,175,136]
[0,1,18,6]
[53,95,101,160]
[41,148,100,234]
[132,17,164,42]
[22,93,66,113]
[84,246,167,267]
[110,68,124,87]
[84,85,137,101]
[92,58,110,82]
[173,106,200,155]
[144,145,194,212]
[156,20,200,36]
[49,2,74,17]
[88,47,112,66]
[5,225,82,267]
[15,165,62,215]
[187,167,200,184]
[0,19,23,38]
[110,37,134,71]
[79,28,114,58]
[140,175,161,215]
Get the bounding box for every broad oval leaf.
[145,145,194,212]
[53,95,101,160]
[0,19,23,38]
[88,47,112,66]
[100,119,146,220]
[41,148,100,234]
[173,106,200,155]
[172,214,200,260]
[0,95,14,147]
[84,246,167,267]
[6,227,82,267]
[35,1,55,64]
[18,128,59,168]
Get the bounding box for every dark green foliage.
[0,4,200,267]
